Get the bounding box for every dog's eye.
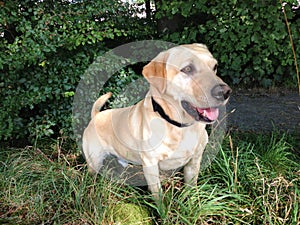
[181,65,194,75]
[213,64,218,72]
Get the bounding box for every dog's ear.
[142,51,169,93]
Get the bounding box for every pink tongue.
[197,108,219,121]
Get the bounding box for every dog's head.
[142,43,231,124]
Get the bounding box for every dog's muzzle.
[182,84,231,123]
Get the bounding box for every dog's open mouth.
[181,100,219,123]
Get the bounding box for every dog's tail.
[91,92,112,119]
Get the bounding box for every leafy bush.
[1,0,299,142]
[156,0,300,86]
[0,0,151,141]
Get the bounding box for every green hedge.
[157,0,300,86]
[0,0,299,142]
[0,1,150,141]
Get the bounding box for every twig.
[280,0,300,94]
[35,147,54,163]
[229,135,238,193]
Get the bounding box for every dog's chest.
[158,128,205,170]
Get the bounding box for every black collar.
[151,97,191,128]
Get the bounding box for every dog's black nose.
[211,84,232,101]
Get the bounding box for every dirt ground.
[227,88,300,133]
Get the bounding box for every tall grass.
[0,132,299,224]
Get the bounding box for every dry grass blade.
[280,0,300,94]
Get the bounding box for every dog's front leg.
[143,163,161,199]
[183,145,205,186]
[184,159,201,186]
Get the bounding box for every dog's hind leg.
[82,137,108,174]
[86,151,108,174]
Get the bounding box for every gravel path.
[227,90,300,133]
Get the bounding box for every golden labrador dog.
[82,44,231,199]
